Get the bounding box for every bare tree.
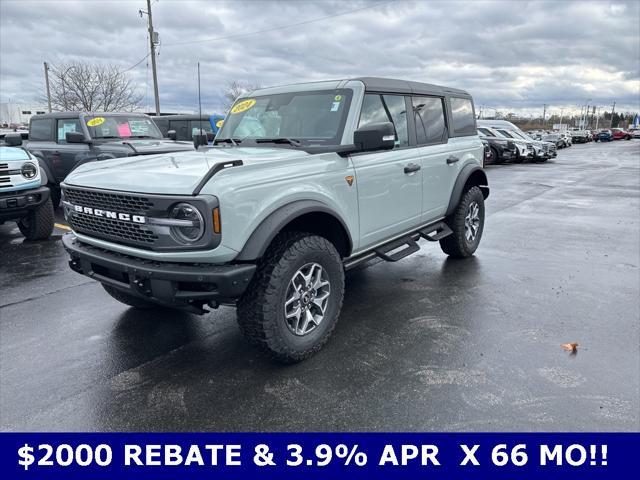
[47,62,142,112]
[222,80,261,111]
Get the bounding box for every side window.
[449,97,476,136]
[57,119,81,143]
[169,120,189,140]
[358,94,408,148]
[382,95,408,147]
[29,119,53,141]
[412,96,446,145]
[190,120,212,137]
[358,94,390,127]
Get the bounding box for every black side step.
[419,221,452,242]
[374,236,420,262]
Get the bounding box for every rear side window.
[358,94,408,148]
[449,97,476,136]
[169,120,189,139]
[29,119,53,141]
[412,96,446,145]
[57,118,81,142]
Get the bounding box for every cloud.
[1,0,638,116]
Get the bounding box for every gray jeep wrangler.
[61,77,489,362]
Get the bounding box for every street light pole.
[141,0,160,115]
[43,62,52,113]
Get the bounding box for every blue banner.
[1,432,637,479]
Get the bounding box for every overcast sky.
[1,0,639,117]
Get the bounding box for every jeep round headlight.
[169,203,204,244]
[21,162,38,179]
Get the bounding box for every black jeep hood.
[99,139,195,155]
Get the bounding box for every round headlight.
[21,162,38,179]
[169,203,204,244]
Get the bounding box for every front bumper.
[0,186,50,222]
[62,233,256,309]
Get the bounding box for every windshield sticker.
[216,119,224,128]
[231,99,256,114]
[334,95,342,101]
[86,117,105,127]
[330,101,341,112]
[117,123,132,137]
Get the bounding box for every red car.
[611,128,632,140]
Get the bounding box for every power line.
[163,1,394,47]
[119,52,151,74]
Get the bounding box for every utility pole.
[595,107,600,130]
[542,104,547,125]
[43,62,52,113]
[559,108,564,128]
[140,0,160,115]
[609,101,616,128]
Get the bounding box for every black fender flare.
[235,200,353,261]
[445,164,489,216]
[33,154,55,186]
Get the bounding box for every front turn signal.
[213,207,221,234]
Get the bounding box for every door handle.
[404,163,421,174]
[446,156,459,164]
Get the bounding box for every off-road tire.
[237,232,345,363]
[102,284,158,309]
[440,186,485,258]
[18,197,54,240]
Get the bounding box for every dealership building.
[0,102,48,126]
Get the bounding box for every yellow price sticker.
[215,119,224,128]
[230,99,256,114]
[86,117,105,127]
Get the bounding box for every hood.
[64,146,312,195]
[99,138,195,155]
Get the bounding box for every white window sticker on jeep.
[230,99,256,114]
[86,117,105,127]
[331,102,341,112]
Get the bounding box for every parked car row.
[477,120,557,165]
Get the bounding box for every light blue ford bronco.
[0,144,54,240]
[61,77,489,362]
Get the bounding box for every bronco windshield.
[84,115,163,140]
[215,89,353,146]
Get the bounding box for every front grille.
[70,213,158,244]
[64,187,158,247]
[64,188,155,214]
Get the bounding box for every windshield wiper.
[214,138,241,146]
[255,137,302,147]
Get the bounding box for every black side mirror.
[4,132,22,146]
[167,130,177,141]
[353,122,396,152]
[66,131,89,144]
[193,133,208,149]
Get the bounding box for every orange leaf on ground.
[561,342,579,352]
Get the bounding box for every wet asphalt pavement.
[1,141,639,432]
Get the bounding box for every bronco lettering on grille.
[73,205,146,224]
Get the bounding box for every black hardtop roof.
[150,114,211,120]
[353,77,471,97]
[31,112,152,120]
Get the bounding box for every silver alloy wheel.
[464,201,480,242]
[284,262,331,336]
